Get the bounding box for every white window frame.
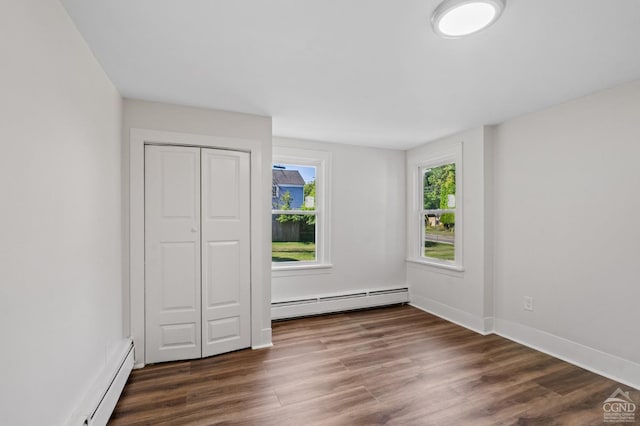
[407,143,463,271]
[272,147,332,271]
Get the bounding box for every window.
[272,147,331,269]
[272,164,316,263]
[410,144,462,269]
[422,163,456,261]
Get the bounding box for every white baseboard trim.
[271,288,409,320]
[410,297,640,389]
[484,316,495,332]
[410,294,492,335]
[252,327,273,349]
[258,327,272,348]
[494,318,640,391]
[68,338,134,426]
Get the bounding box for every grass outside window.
[424,241,454,260]
[272,241,316,262]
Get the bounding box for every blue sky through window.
[273,164,316,183]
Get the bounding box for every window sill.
[272,263,333,277]
[406,258,465,272]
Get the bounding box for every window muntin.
[421,162,457,263]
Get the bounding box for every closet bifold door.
[145,145,202,364]
[201,148,251,357]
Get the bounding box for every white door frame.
[129,128,272,367]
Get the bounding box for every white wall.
[406,127,494,333]
[407,80,640,387]
[122,99,273,360]
[0,1,123,425]
[492,79,640,384]
[272,137,406,301]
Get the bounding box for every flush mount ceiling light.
[431,0,505,38]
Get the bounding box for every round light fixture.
[431,0,505,38]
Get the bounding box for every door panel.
[161,154,198,218]
[145,145,202,363]
[201,149,251,357]
[206,317,241,343]
[205,241,240,308]
[206,155,240,219]
[160,242,198,310]
[160,323,198,348]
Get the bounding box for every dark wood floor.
[110,305,637,425]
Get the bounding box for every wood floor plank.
[109,305,636,425]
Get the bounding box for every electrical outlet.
[524,296,534,311]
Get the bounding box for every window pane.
[424,212,455,261]
[423,163,456,210]
[272,164,316,210]
[272,214,316,262]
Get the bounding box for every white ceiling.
[62,0,640,149]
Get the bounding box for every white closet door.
[201,149,251,357]
[145,145,202,364]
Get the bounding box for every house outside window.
[272,167,306,210]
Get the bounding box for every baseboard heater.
[81,340,134,426]
[271,287,409,320]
